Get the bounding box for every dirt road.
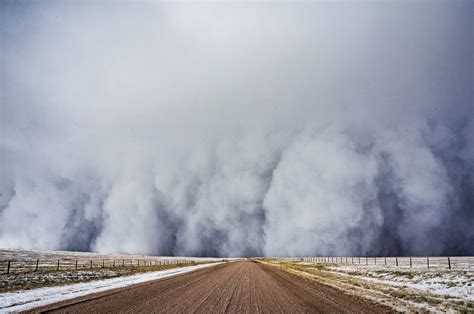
[29,261,388,313]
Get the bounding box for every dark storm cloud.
[0,1,473,257]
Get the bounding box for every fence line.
[270,256,474,270]
[0,258,204,275]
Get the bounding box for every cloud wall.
[1,1,473,257]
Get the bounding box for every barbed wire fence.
[0,258,213,275]
[270,256,474,270]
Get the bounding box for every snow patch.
[0,262,222,312]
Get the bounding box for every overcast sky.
[0,0,473,257]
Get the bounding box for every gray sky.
[0,0,473,257]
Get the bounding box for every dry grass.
[258,260,474,313]
[0,263,191,293]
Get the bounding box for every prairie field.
[265,258,474,312]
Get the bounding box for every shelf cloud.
[1,1,473,257]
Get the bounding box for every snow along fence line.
[0,262,223,312]
[270,256,474,270]
[0,258,214,275]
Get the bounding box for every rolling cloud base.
[1,1,473,257]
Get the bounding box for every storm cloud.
[1,1,473,257]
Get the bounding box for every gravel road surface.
[28,261,388,313]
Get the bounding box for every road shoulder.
[0,262,225,313]
[258,260,473,312]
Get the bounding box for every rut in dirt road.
[30,261,389,313]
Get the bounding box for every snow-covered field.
[285,256,474,270]
[325,264,473,302]
[0,248,223,265]
[0,248,226,275]
[0,262,222,312]
[269,260,474,312]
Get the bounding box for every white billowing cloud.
[0,1,472,256]
[263,125,380,256]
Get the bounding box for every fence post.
[427,257,430,269]
[90,260,92,269]
[366,257,368,265]
[36,259,39,272]
[57,260,60,271]
[410,257,412,268]
[75,260,78,270]
[358,257,360,264]
[113,260,115,267]
[384,257,387,265]
[448,257,451,270]
[7,261,11,274]
[396,257,398,266]
[375,257,377,265]
[102,259,105,268]
[123,259,125,267]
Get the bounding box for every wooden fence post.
[410,257,412,268]
[57,260,60,271]
[396,257,398,266]
[427,257,430,269]
[113,260,115,267]
[448,257,451,270]
[375,257,377,265]
[75,260,78,270]
[102,259,105,268]
[90,260,92,269]
[7,261,11,274]
[122,259,125,267]
[384,257,387,265]
[36,259,39,272]
[366,257,368,265]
